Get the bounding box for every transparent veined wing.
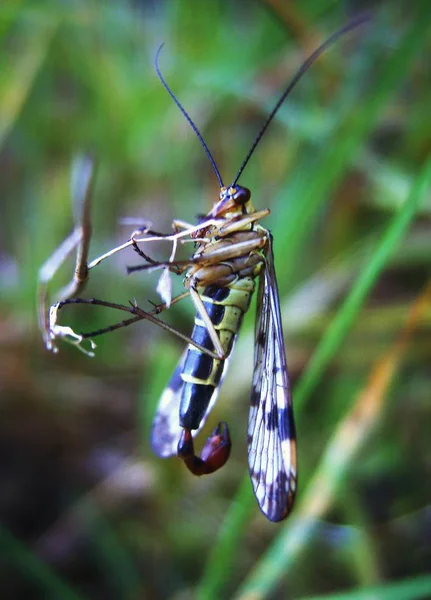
[151,349,188,458]
[248,234,297,522]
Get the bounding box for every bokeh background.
[0,1,430,599]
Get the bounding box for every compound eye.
[231,186,251,205]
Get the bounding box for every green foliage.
[0,1,430,598]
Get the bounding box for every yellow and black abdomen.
[179,277,255,430]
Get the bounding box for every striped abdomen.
[179,276,256,430]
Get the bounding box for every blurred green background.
[0,1,430,599]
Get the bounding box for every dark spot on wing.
[278,406,295,441]
[250,468,262,483]
[266,470,290,522]
[256,329,266,347]
[250,386,259,407]
[266,404,278,430]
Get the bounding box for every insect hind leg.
[178,422,231,475]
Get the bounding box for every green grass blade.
[195,475,253,600]
[294,155,431,412]
[271,4,431,290]
[0,524,89,600]
[197,153,431,599]
[302,573,431,600]
[0,14,58,148]
[83,501,142,600]
[231,157,431,598]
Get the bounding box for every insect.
[41,19,365,522]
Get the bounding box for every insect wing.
[248,236,297,521]
[151,349,187,458]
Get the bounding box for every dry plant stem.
[38,155,95,349]
[38,229,83,347]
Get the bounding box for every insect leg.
[50,293,224,359]
[87,218,214,271]
[217,208,270,236]
[189,287,226,359]
[130,240,185,276]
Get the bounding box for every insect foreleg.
[87,218,215,271]
[51,294,223,359]
[177,422,231,475]
[189,287,226,359]
[130,240,185,275]
[217,209,270,236]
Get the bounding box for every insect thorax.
[186,226,268,290]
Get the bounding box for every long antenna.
[155,44,224,188]
[231,15,369,186]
